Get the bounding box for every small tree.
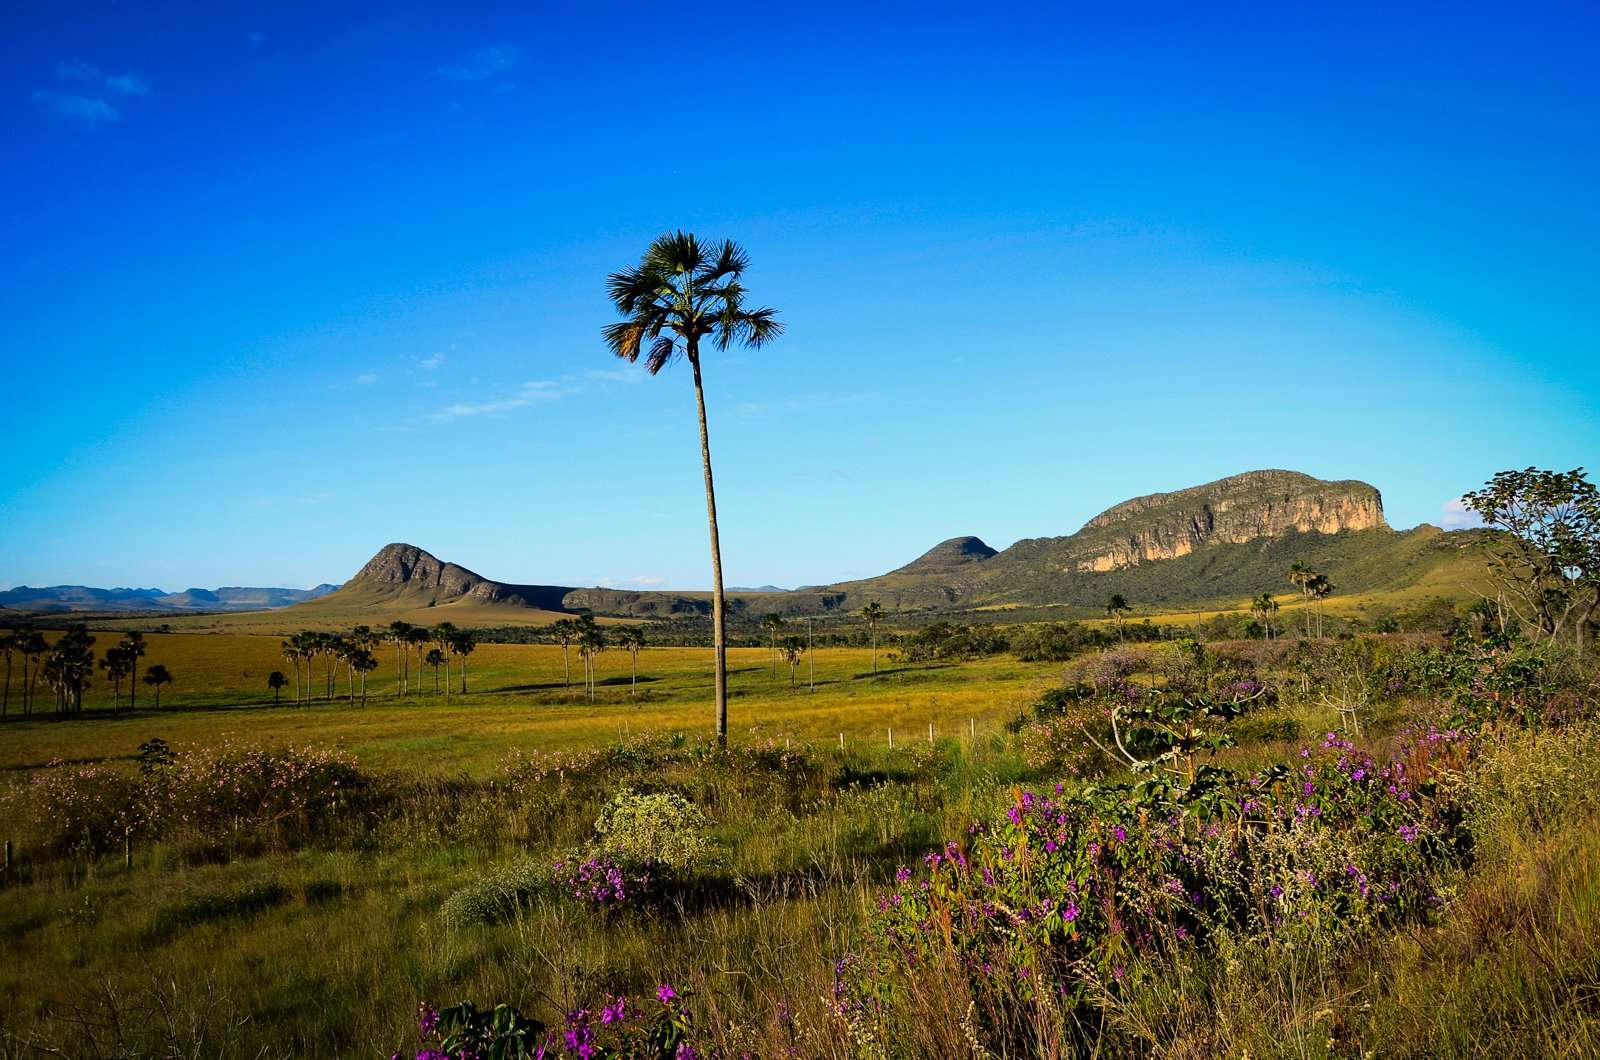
[121,632,147,710]
[761,613,785,677]
[861,601,885,675]
[612,626,646,691]
[99,645,133,712]
[1105,594,1130,642]
[268,670,288,706]
[1288,561,1317,637]
[552,618,577,688]
[1250,593,1279,641]
[1463,467,1600,648]
[779,635,807,690]
[142,663,173,709]
[451,631,476,694]
[578,621,606,702]
[426,648,445,693]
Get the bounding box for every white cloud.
[419,353,445,369]
[355,373,379,385]
[32,91,120,125]
[437,44,524,82]
[33,61,151,127]
[1437,498,1485,529]
[298,492,332,505]
[433,380,565,419]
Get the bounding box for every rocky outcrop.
[1073,470,1386,571]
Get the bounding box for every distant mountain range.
[0,583,340,613]
[4,470,1487,620]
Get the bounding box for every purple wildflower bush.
[393,987,695,1060]
[838,726,1473,1042]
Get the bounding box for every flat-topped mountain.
[1067,470,1386,571]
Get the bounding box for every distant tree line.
[0,622,172,717]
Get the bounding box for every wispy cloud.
[355,373,379,385]
[1437,498,1485,530]
[433,380,565,419]
[298,492,332,506]
[587,368,644,385]
[598,575,665,588]
[419,353,445,369]
[437,44,524,83]
[33,61,151,127]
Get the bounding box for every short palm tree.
[142,664,173,709]
[604,231,783,745]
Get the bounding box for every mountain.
[733,470,1479,615]
[0,583,338,613]
[293,543,575,613]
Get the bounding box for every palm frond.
[717,306,784,349]
[643,230,705,278]
[603,320,645,362]
[645,335,679,374]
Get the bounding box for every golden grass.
[0,637,1058,778]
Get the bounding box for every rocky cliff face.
[1072,470,1386,572]
[346,543,523,604]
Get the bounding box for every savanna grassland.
[2,622,1598,1059]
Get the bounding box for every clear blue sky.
[3,1,1596,593]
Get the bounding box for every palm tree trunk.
[689,348,728,746]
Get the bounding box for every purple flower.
[657,983,678,1004]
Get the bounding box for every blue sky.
[2,1,1596,592]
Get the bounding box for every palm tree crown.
[603,232,783,373]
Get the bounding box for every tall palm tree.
[451,631,476,694]
[0,628,18,718]
[120,632,147,710]
[861,601,885,675]
[604,231,784,745]
[762,613,785,677]
[611,626,645,691]
[552,618,577,689]
[1288,561,1316,637]
[387,621,414,696]
[433,622,457,701]
[1251,593,1279,640]
[1309,574,1334,638]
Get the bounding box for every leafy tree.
[1463,467,1600,647]
[761,613,785,677]
[1105,594,1130,642]
[267,670,288,706]
[612,626,646,690]
[120,632,147,710]
[142,663,173,708]
[350,648,378,705]
[861,601,885,675]
[779,635,807,689]
[604,231,784,745]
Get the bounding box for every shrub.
[439,859,546,928]
[592,788,713,876]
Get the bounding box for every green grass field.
[0,635,1056,777]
